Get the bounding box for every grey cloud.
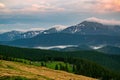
[83,0,99,4]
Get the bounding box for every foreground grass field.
[0,60,97,80]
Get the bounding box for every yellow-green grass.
[33,61,73,72]
[0,60,97,80]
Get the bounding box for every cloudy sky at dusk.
[0,0,120,32]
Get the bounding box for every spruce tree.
[55,64,59,70]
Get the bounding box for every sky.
[0,0,120,32]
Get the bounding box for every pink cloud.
[0,4,64,15]
[30,4,65,12]
[0,0,120,14]
[0,3,5,8]
[93,0,120,13]
[0,3,11,14]
[19,4,65,14]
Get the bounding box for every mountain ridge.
[0,19,120,54]
[1,19,120,41]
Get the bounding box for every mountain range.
[0,19,120,54]
[1,19,120,41]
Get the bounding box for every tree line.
[0,55,120,80]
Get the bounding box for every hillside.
[0,45,120,73]
[0,60,96,80]
[0,45,120,79]
[97,46,120,55]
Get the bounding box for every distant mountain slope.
[0,30,43,41]
[0,31,22,41]
[62,21,120,35]
[3,33,120,47]
[97,46,120,55]
[19,30,43,39]
[0,60,96,80]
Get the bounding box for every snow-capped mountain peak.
[42,25,68,34]
[20,30,43,38]
[0,30,23,41]
[52,25,68,31]
[85,17,120,25]
[0,30,44,41]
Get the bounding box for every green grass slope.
[0,60,96,80]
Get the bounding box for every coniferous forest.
[0,45,120,80]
